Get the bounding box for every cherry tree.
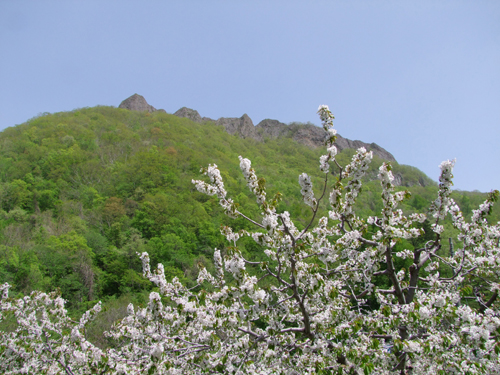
[1,106,499,374]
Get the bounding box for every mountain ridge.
[119,94,396,163]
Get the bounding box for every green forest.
[0,106,498,347]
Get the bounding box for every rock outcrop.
[172,107,396,162]
[255,119,288,139]
[174,107,202,123]
[119,94,165,113]
[254,119,396,162]
[117,95,395,162]
[215,114,257,139]
[174,107,213,123]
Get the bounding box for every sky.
[1,1,499,192]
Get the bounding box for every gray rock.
[119,94,157,113]
[394,173,404,187]
[215,114,257,139]
[174,107,203,123]
[289,123,326,148]
[174,107,215,123]
[335,134,396,162]
[255,119,288,139]
[118,95,396,162]
[256,120,396,162]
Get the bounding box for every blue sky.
[1,1,499,192]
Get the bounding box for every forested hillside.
[0,106,498,344]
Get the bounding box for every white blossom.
[299,173,316,207]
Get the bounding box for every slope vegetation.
[0,106,497,335]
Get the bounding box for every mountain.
[0,99,496,334]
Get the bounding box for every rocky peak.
[118,96,396,162]
[173,106,396,162]
[174,107,202,123]
[119,94,165,113]
[215,114,256,139]
[173,107,214,123]
[255,119,288,139]
[255,119,396,162]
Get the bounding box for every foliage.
[0,105,499,374]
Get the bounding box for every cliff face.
[254,120,396,162]
[118,94,395,162]
[175,110,396,162]
[216,114,256,139]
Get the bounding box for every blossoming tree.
[1,106,499,374]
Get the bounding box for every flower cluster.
[429,158,456,220]
[192,164,237,218]
[317,104,335,136]
[319,144,337,173]
[239,156,267,205]
[298,172,317,208]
